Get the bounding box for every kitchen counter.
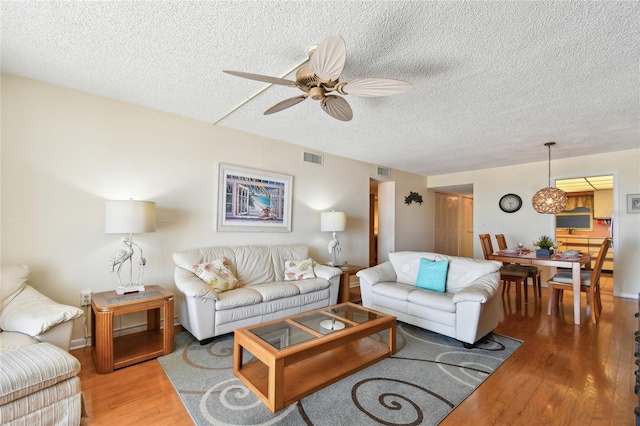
[555,235,614,272]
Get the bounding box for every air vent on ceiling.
[303,151,323,165]
[377,166,390,177]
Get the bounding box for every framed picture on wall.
[217,163,293,232]
[628,194,640,214]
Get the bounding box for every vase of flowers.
[533,235,555,257]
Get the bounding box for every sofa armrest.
[313,263,342,281]
[0,285,83,337]
[174,267,218,300]
[356,262,397,286]
[451,272,500,304]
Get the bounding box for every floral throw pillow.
[284,258,316,281]
[192,258,240,293]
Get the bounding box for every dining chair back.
[547,237,611,324]
[495,233,542,300]
[479,234,528,302]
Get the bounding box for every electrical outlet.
[81,291,92,306]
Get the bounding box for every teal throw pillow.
[415,258,449,292]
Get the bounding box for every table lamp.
[105,199,156,295]
[321,210,346,267]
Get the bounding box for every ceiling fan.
[223,35,413,121]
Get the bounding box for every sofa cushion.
[0,342,80,405]
[192,259,240,293]
[415,258,449,292]
[247,282,300,302]
[0,264,30,310]
[407,289,456,313]
[435,255,501,293]
[290,278,331,294]
[233,246,275,285]
[215,288,263,311]
[389,252,439,285]
[284,258,316,281]
[0,285,83,337]
[371,281,415,301]
[0,332,39,351]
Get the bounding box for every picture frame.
[627,193,640,214]
[217,163,293,232]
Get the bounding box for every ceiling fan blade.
[321,95,353,121]
[223,70,298,87]
[309,35,346,82]
[338,78,413,97]
[264,95,307,115]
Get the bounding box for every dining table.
[488,250,592,325]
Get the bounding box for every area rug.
[158,323,521,425]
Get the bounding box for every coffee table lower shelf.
[236,336,389,412]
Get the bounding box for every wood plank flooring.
[73,276,637,425]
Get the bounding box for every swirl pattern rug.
[158,323,521,425]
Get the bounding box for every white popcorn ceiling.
[2,1,638,177]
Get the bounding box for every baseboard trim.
[70,318,180,351]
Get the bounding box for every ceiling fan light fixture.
[532,142,568,214]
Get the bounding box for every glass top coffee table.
[233,302,396,413]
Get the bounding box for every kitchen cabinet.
[556,236,614,272]
[594,189,613,218]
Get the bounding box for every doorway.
[555,173,616,294]
[369,179,395,266]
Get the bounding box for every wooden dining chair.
[479,233,528,302]
[547,237,611,324]
[495,234,542,300]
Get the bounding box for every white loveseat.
[173,244,342,343]
[357,252,502,346]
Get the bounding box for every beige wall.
[428,150,640,298]
[0,74,432,343]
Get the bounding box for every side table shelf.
[91,285,174,374]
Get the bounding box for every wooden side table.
[336,265,368,303]
[91,285,174,374]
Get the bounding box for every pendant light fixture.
[531,142,568,214]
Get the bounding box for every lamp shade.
[105,200,156,234]
[531,187,568,214]
[320,211,346,232]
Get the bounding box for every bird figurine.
[108,236,134,286]
[136,244,146,285]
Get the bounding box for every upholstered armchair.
[0,264,85,425]
[0,264,83,351]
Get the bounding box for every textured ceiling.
[2,1,639,177]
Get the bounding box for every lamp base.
[326,261,343,267]
[116,284,145,295]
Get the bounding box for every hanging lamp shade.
[532,142,567,214]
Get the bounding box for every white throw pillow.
[192,259,240,293]
[389,252,439,285]
[0,264,30,310]
[284,258,316,281]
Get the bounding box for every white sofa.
[357,252,502,346]
[0,265,84,425]
[173,244,342,343]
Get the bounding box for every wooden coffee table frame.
[233,303,396,413]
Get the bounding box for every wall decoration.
[217,163,292,232]
[499,193,522,213]
[404,191,423,205]
[627,194,640,214]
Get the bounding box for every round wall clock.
[499,193,523,213]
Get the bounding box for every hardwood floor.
[73,276,636,425]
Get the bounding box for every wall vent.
[303,151,323,165]
[377,166,390,177]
